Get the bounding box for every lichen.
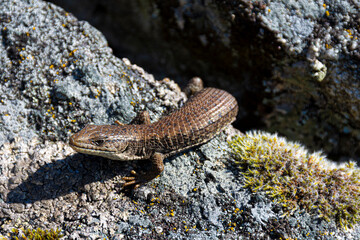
[8,228,63,240]
[228,131,360,229]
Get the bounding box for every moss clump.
[9,228,63,240]
[228,131,360,229]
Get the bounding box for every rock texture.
[0,0,359,239]
[48,0,360,163]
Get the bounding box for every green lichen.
[228,131,360,229]
[9,228,63,240]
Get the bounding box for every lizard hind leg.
[184,77,204,97]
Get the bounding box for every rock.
[0,0,359,239]
[49,0,360,163]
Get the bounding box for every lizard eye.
[92,139,105,146]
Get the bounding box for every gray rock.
[0,0,359,240]
[48,0,360,163]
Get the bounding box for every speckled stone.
[1,0,359,239]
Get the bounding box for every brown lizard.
[69,79,238,188]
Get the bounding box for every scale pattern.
[69,88,238,159]
[147,88,238,154]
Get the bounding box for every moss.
[228,131,360,229]
[9,228,63,240]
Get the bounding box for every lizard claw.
[122,153,165,189]
[122,170,144,189]
[122,170,160,189]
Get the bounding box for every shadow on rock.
[6,153,130,203]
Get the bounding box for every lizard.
[69,79,238,188]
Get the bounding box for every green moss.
[228,131,360,229]
[9,228,63,240]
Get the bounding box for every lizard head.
[69,124,134,161]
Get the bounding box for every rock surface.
[0,0,359,239]
[48,0,360,163]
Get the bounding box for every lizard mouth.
[69,143,130,161]
[69,143,120,162]
[68,135,78,148]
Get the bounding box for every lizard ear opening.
[122,144,131,153]
[113,143,142,161]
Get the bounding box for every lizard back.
[146,87,238,155]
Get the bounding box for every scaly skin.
[69,87,238,188]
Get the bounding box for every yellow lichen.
[9,228,63,240]
[229,131,360,229]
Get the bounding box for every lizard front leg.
[114,110,151,126]
[122,152,164,189]
[130,110,151,125]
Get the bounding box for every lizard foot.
[122,152,165,189]
[184,77,204,97]
[122,169,160,189]
[122,170,142,189]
